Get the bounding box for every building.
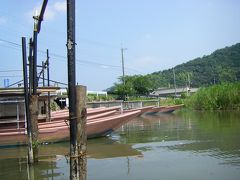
[0,87,59,125]
[150,87,198,97]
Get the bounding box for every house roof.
[0,87,60,97]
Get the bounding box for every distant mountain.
[147,43,240,89]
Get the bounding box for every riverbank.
[185,83,240,110]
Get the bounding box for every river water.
[0,110,240,180]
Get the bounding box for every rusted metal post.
[42,61,45,87]
[76,85,87,180]
[28,38,33,95]
[22,37,34,164]
[42,61,47,117]
[66,0,78,179]
[46,49,51,122]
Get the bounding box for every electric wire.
[0,37,143,74]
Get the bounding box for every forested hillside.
[148,43,240,88]
[108,43,240,96]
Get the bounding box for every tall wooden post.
[22,37,34,164]
[76,85,87,180]
[30,9,39,163]
[29,31,39,162]
[29,95,39,162]
[29,0,48,162]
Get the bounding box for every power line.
[0,37,143,74]
[0,70,22,73]
[0,75,22,77]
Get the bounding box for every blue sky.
[0,0,240,90]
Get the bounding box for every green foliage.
[50,101,61,111]
[108,43,240,98]
[181,92,187,99]
[109,75,152,99]
[159,97,183,106]
[185,83,240,110]
[32,140,40,148]
[87,94,114,102]
[171,43,240,87]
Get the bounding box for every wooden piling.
[76,85,87,180]
[29,95,39,162]
[22,37,34,164]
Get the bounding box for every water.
[0,110,240,180]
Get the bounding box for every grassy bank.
[185,83,240,110]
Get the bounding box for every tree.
[132,75,151,95]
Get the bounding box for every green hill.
[109,43,240,97]
[147,43,240,89]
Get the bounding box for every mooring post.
[30,15,39,163]
[30,0,48,162]
[76,85,87,180]
[22,37,34,164]
[29,35,39,162]
[29,95,39,162]
[66,0,79,179]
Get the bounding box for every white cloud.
[26,1,66,22]
[144,33,152,40]
[127,56,160,74]
[44,6,56,21]
[0,16,7,24]
[54,1,66,12]
[100,65,109,69]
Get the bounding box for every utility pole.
[66,0,80,179]
[121,48,127,100]
[173,68,177,97]
[187,73,190,96]
[32,13,38,95]
[121,48,126,86]
[67,2,87,179]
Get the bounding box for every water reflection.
[0,155,65,179]
[0,138,142,179]
[117,110,240,167]
[0,110,240,179]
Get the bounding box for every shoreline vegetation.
[107,83,240,111]
[185,83,240,110]
[55,83,240,111]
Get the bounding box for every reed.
[185,83,240,110]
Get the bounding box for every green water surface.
[0,110,239,180]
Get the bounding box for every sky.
[0,0,240,91]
